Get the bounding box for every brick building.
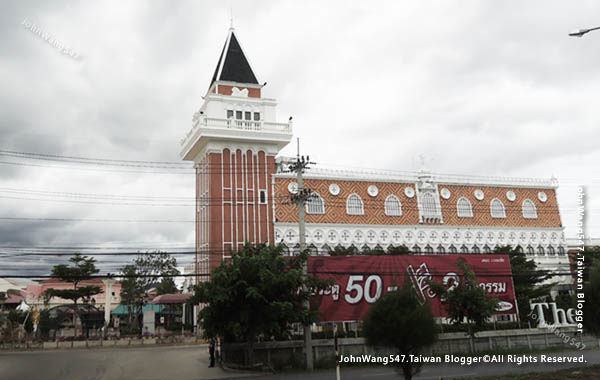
[180,27,571,294]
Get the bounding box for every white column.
[102,279,116,328]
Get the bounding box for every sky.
[0,1,599,276]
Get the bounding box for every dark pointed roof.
[210,29,258,87]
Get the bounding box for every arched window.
[547,246,556,256]
[346,194,364,215]
[457,197,473,218]
[526,245,535,256]
[412,245,422,254]
[384,195,402,216]
[425,245,434,254]
[449,245,458,254]
[281,244,291,256]
[308,244,319,256]
[522,199,537,219]
[490,198,506,218]
[421,193,438,217]
[321,244,332,256]
[306,192,325,214]
[437,245,446,254]
[537,246,545,256]
[483,245,491,254]
[472,245,481,254]
[558,246,565,256]
[460,245,469,253]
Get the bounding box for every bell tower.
[180,27,293,279]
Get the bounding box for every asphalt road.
[222,350,600,380]
[1,346,598,380]
[0,344,260,380]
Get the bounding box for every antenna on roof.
[229,5,234,30]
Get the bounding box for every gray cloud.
[0,1,598,275]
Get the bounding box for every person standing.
[208,337,216,367]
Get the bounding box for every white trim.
[273,166,558,189]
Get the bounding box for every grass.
[466,364,600,379]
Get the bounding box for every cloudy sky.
[1,1,598,276]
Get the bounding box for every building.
[180,27,571,295]
[23,278,122,311]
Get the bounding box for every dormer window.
[227,110,234,119]
[254,112,260,121]
[245,111,251,120]
[236,110,242,119]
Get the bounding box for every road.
[0,347,598,380]
[222,350,600,380]
[0,344,261,380]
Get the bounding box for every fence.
[222,327,597,369]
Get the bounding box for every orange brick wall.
[274,177,562,228]
[274,178,419,225]
[214,84,261,98]
[440,185,561,228]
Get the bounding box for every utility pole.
[288,138,315,370]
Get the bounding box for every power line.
[0,149,192,167]
[0,217,195,223]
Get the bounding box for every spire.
[210,29,259,87]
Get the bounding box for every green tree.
[493,246,554,325]
[429,259,498,345]
[363,283,438,380]
[571,246,600,283]
[386,245,411,255]
[119,251,179,332]
[156,277,179,295]
[189,244,331,343]
[583,261,600,335]
[44,254,101,336]
[329,245,358,256]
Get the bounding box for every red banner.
[308,254,517,322]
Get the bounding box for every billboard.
[308,254,517,322]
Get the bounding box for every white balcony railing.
[182,116,292,147]
[202,117,291,133]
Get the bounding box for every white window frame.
[420,192,438,218]
[346,193,364,215]
[384,195,402,216]
[522,199,537,219]
[306,192,325,214]
[457,197,473,218]
[490,198,506,219]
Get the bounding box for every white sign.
[530,302,582,328]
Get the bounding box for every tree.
[156,277,179,295]
[429,259,498,345]
[570,245,600,284]
[189,244,331,343]
[329,245,358,256]
[493,246,554,325]
[583,261,600,336]
[386,245,410,255]
[363,283,438,380]
[119,251,179,332]
[44,254,101,336]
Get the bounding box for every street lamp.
[569,26,600,37]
